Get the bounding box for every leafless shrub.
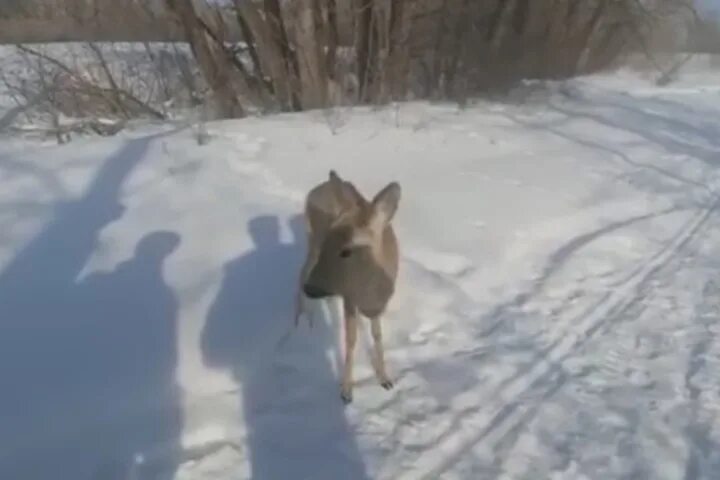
[1,41,204,140]
[2,0,696,132]
[159,0,696,117]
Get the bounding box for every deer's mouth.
[303,284,331,299]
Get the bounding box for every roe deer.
[296,170,401,404]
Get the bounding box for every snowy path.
[388,198,720,480]
[1,71,720,480]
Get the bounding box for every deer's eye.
[339,247,353,259]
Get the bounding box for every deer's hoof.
[340,390,353,404]
[380,380,394,390]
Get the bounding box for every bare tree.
[165,0,247,118]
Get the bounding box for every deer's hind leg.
[294,253,311,326]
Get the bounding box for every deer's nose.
[303,284,329,299]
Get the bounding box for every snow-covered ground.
[2,65,720,480]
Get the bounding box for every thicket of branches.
[164,0,697,118]
[0,1,204,140]
[0,0,698,139]
[0,43,202,141]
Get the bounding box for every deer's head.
[303,171,401,316]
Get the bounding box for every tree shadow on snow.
[202,214,371,480]
[0,134,183,480]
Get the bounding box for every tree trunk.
[512,0,530,35]
[385,0,413,100]
[291,0,329,108]
[325,0,340,80]
[355,0,375,102]
[165,0,245,118]
[233,0,297,111]
[487,0,516,50]
[371,0,391,102]
[264,0,302,109]
[573,0,608,74]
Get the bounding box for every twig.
[15,44,166,120]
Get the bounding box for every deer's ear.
[329,170,344,196]
[343,181,367,207]
[329,170,366,209]
[369,182,401,232]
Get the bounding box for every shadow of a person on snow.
[1,231,183,480]
[202,214,370,480]
[0,133,183,480]
[79,231,183,480]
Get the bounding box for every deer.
[295,170,401,404]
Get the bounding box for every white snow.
[2,63,720,480]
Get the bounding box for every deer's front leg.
[340,303,359,404]
[370,316,393,390]
[295,239,319,327]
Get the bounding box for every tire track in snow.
[394,197,719,480]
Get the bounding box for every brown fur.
[295,170,401,403]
